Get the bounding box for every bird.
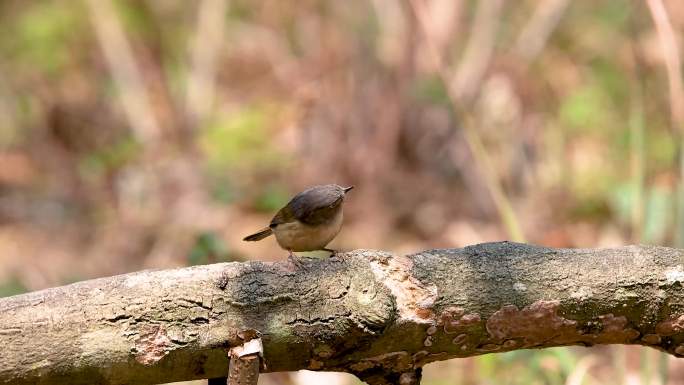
[243,184,354,261]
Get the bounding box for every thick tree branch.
[2,242,684,385]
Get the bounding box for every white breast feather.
[273,211,343,251]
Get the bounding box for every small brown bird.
[243,184,354,260]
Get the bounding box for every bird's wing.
[270,189,337,227]
[269,205,294,227]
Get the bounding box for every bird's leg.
[323,248,338,257]
[287,250,303,268]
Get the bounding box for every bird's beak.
[343,185,354,194]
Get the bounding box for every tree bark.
[2,241,684,385]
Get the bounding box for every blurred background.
[1,0,683,384]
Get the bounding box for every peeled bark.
[2,241,684,385]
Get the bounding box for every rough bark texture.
[2,242,684,385]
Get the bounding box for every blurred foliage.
[252,183,291,213]
[0,276,27,297]
[1,3,84,76]
[187,231,237,265]
[475,348,578,385]
[1,0,683,384]
[79,135,141,180]
[199,105,287,172]
[411,75,452,106]
[559,85,613,133]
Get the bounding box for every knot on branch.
[132,325,174,365]
[365,251,437,323]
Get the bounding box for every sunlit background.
[1,0,684,384]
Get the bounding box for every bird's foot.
[287,251,306,268]
[324,248,345,260]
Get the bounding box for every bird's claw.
[287,251,305,268]
[325,248,347,261]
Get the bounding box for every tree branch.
[2,242,684,385]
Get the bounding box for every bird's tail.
[243,227,273,242]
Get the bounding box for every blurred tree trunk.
[2,242,684,385]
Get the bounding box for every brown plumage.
[243,184,354,258]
